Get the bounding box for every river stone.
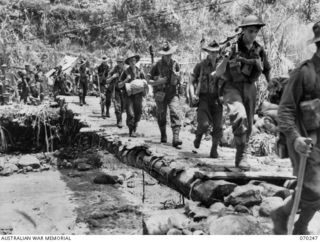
[18,155,41,169]
[259,197,283,217]
[193,230,205,235]
[208,215,263,235]
[0,157,6,171]
[209,202,226,214]
[93,173,120,185]
[167,228,183,235]
[225,184,263,207]
[8,157,19,165]
[192,207,212,222]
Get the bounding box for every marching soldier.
[189,41,223,157]
[216,15,271,169]
[97,56,110,117]
[149,42,183,148]
[78,59,89,106]
[119,51,145,137]
[271,21,320,235]
[106,56,125,128]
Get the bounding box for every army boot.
[160,126,167,143]
[193,134,203,149]
[210,139,219,158]
[79,96,83,106]
[116,116,123,128]
[172,127,182,148]
[234,135,249,170]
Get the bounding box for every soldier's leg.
[125,95,135,136]
[223,83,248,168]
[105,90,112,117]
[156,99,168,143]
[168,95,182,147]
[78,82,83,106]
[194,96,210,148]
[210,101,223,158]
[133,93,143,133]
[243,83,257,142]
[83,81,88,104]
[114,90,123,128]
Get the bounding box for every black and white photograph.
[0,0,320,238]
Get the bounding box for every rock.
[143,209,189,235]
[93,173,120,185]
[250,181,290,198]
[234,204,251,214]
[0,157,5,171]
[182,229,193,235]
[208,215,264,235]
[192,207,212,222]
[0,167,14,176]
[40,164,50,171]
[193,230,205,235]
[208,180,237,200]
[8,157,19,165]
[25,166,33,172]
[209,202,226,214]
[251,205,260,217]
[167,228,183,235]
[259,197,283,217]
[18,155,41,169]
[77,163,92,171]
[225,184,263,207]
[4,163,18,172]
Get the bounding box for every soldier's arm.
[278,69,305,144]
[216,57,229,77]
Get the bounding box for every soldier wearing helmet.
[216,15,271,170]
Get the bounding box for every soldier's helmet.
[238,15,265,28]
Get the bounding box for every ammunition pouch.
[300,98,320,131]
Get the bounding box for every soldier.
[271,21,320,235]
[189,41,223,157]
[97,56,110,117]
[0,64,6,105]
[30,64,45,103]
[78,59,89,106]
[149,42,183,148]
[106,56,125,128]
[20,64,34,103]
[119,52,145,137]
[216,15,271,169]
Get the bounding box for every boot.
[193,134,203,149]
[79,96,83,106]
[129,128,137,137]
[106,107,110,118]
[160,126,167,143]
[172,127,182,148]
[83,96,86,105]
[293,207,316,235]
[234,135,249,170]
[210,140,219,158]
[270,197,293,235]
[117,119,123,129]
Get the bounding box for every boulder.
[259,197,283,217]
[208,215,264,235]
[192,207,212,222]
[193,230,205,235]
[25,166,33,172]
[8,157,19,165]
[225,184,263,207]
[209,202,226,214]
[0,157,5,171]
[251,205,260,217]
[143,209,189,235]
[4,163,18,172]
[18,155,41,169]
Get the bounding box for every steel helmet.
[238,15,265,28]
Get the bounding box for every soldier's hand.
[191,95,199,104]
[294,137,313,157]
